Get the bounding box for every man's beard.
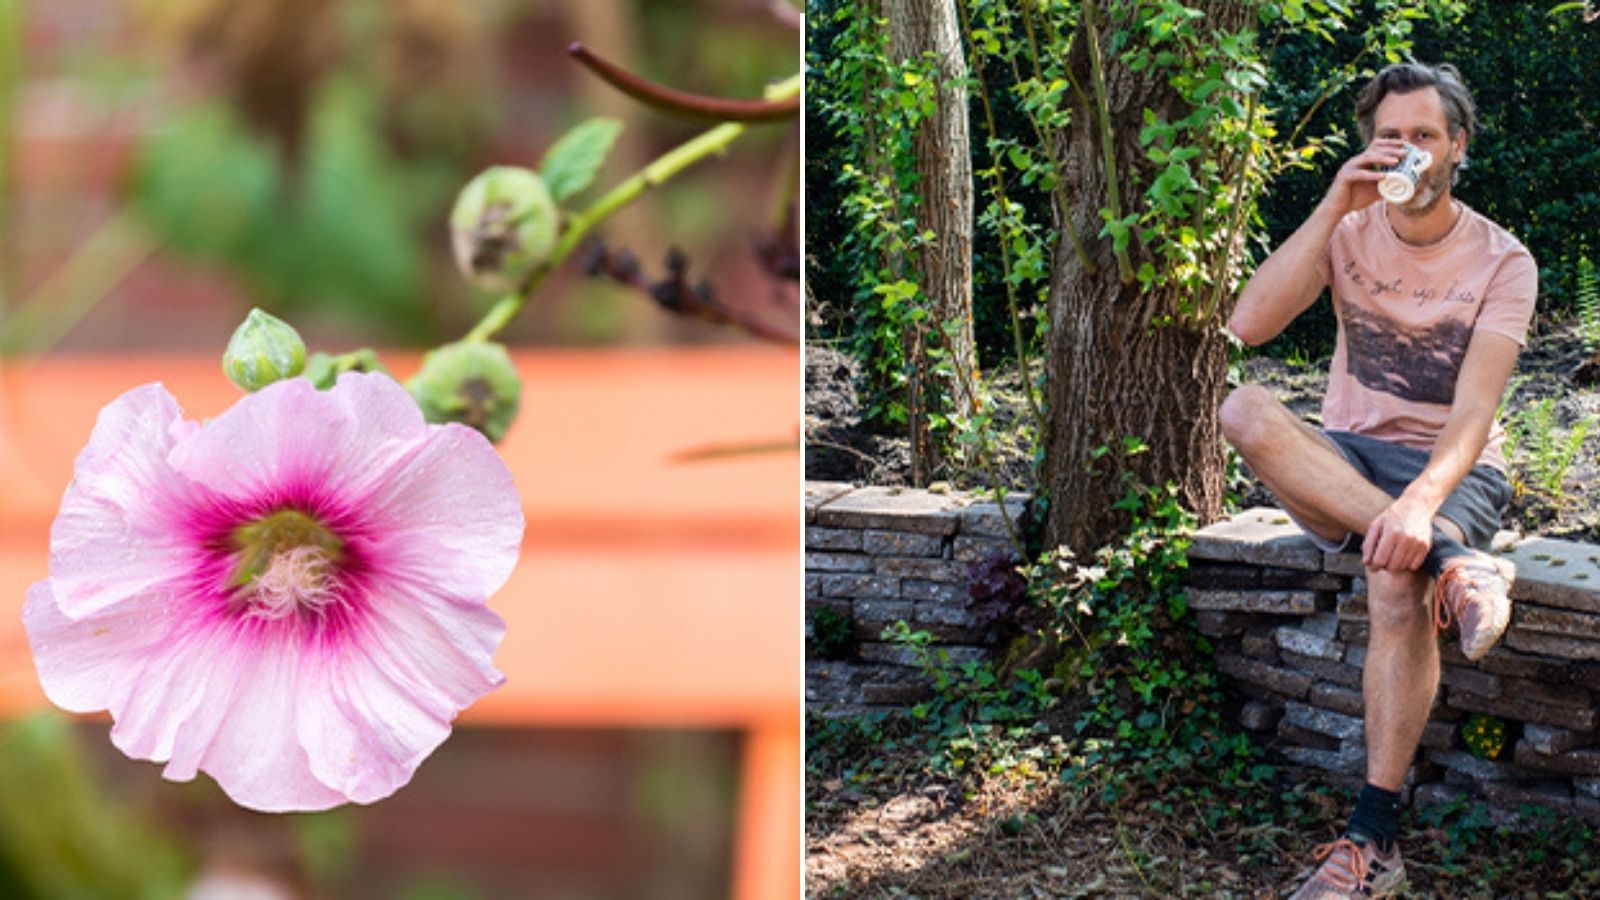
[1395,161,1454,216]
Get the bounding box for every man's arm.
[1229,140,1407,346]
[1362,331,1521,571]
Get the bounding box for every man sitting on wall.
[1220,61,1537,900]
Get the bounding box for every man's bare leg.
[1222,385,1459,793]
[1362,565,1436,790]
[1219,384,1398,542]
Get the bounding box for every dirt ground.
[805,748,1600,898]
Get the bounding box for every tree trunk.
[885,0,978,427]
[1042,0,1251,553]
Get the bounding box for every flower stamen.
[229,509,346,620]
[241,545,338,620]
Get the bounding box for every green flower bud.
[306,349,392,390]
[450,166,559,293]
[406,341,522,443]
[223,308,306,392]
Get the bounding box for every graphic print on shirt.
[1342,302,1471,405]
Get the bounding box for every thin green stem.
[1082,0,1134,283]
[463,73,801,344]
[1010,1,1094,276]
[1199,93,1258,327]
[957,0,1045,437]
[0,208,161,354]
[0,0,19,318]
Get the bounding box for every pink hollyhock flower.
[23,372,523,812]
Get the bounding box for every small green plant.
[879,620,1063,775]
[1577,255,1599,356]
[808,607,857,661]
[1461,713,1508,760]
[1504,398,1598,500]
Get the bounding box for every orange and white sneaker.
[1289,836,1406,899]
[1435,551,1515,662]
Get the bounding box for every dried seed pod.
[449,166,559,293]
[406,340,522,443]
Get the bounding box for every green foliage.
[539,118,624,203]
[807,2,943,427]
[808,606,857,661]
[0,715,191,898]
[1503,396,1598,501]
[1460,712,1508,760]
[1030,480,1264,798]
[881,620,1066,775]
[1577,255,1599,355]
[132,77,444,340]
[814,476,1270,800]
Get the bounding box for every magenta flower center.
[230,509,346,621]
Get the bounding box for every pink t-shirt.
[1315,202,1538,472]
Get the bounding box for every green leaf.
[540,118,624,202]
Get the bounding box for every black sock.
[1346,783,1402,851]
[1421,527,1472,577]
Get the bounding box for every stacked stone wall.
[803,482,1600,821]
[1189,508,1600,821]
[804,483,1026,713]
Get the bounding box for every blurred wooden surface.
[0,347,800,900]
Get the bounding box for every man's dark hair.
[1355,62,1477,182]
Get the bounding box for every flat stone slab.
[812,485,964,535]
[805,481,856,522]
[1448,688,1598,731]
[1504,630,1600,662]
[807,526,864,552]
[1284,701,1364,741]
[1499,537,1600,612]
[957,496,1030,538]
[1513,604,1600,640]
[1190,508,1323,571]
[1276,625,1342,660]
[1188,588,1321,615]
[1524,723,1592,756]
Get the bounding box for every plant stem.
[0,208,161,353]
[1082,0,1135,283]
[0,0,19,319]
[463,73,801,345]
[956,0,1046,437]
[1198,92,1258,327]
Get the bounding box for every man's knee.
[1219,383,1279,450]
[1366,567,1433,633]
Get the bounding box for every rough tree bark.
[1042,0,1254,553]
[884,0,977,483]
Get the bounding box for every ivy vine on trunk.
[1042,0,1260,552]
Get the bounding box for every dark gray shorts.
[1292,430,1513,553]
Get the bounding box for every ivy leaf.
[540,118,623,202]
[1191,78,1227,102]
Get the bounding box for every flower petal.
[297,581,505,803]
[160,625,348,812]
[168,372,429,508]
[48,384,198,619]
[360,423,524,602]
[23,579,179,714]
[29,580,345,811]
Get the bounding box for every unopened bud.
[450,167,559,293]
[306,349,391,390]
[406,341,522,442]
[223,308,306,392]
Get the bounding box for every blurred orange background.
[0,0,801,897]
